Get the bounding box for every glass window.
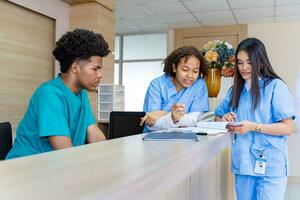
[114,33,167,111]
[114,63,120,85]
[122,61,164,111]
[114,36,120,60]
[123,34,167,60]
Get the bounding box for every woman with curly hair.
[6,28,109,159]
[141,46,209,131]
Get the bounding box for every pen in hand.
[222,112,237,122]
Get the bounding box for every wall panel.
[0,1,55,135]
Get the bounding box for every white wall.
[248,22,300,176]
[8,0,70,75]
[248,22,300,96]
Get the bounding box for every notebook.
[196,121,242,135]
[143,131,198,142]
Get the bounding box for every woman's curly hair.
[163,46,207,78]
[52,28,110,73]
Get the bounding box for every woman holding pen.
[214,38,295,200]
[141,46,209,131]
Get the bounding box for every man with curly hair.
[6,29,109,159]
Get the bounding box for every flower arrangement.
[201,40,236,77]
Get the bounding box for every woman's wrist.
[254,123,262,132]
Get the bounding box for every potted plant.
[201,40,235,97]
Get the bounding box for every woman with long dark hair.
[215,38,295,200]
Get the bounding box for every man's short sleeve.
[34,87,70,138]
[86,100,96,126]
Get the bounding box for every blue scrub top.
[215,78,295,177]
[144,74,209,113]
[6,75,95,159]
[143,75,209,132]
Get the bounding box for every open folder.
[143,122,237,141]
[143,131,198,142]
[144,122,232,140]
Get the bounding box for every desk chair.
[108,111,145,139]
[0,122,13,160]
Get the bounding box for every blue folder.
[142,131,198,141]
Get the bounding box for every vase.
[205,68,221,98]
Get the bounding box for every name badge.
[254,153,267,175]
[254,159,266,174]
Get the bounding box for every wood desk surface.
[0,134,231,200]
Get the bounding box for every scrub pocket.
[250,144,287,176]
[231,140,250,171]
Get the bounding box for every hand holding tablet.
[226,122,243,127]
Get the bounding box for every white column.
[167,28,175,54]
[296,70,300,133]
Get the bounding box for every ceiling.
[115,0,300,34]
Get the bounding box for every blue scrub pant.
[235,174,287,200]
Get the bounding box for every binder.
[142,131,198,142]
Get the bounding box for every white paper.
[196,122,228,130]
[151,122,228,135]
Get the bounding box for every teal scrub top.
[6,75,95,159]
[215,78,295,177]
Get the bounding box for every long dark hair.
[231,38,282,110]
[163,46,207,78]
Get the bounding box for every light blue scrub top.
[215,78,295,177]
[6,75,95,159]
[143,75,209,131]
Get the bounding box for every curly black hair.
[163,46,207,78]
[52,28,110,73]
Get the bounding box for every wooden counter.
[0,133,232,200]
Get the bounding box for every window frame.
[114,33,167,85]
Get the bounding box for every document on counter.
[143,122,241,141]
[195,122,228,135]
[150,122,238,136]
[196,121,242,135]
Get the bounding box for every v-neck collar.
[165,75,185,95]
